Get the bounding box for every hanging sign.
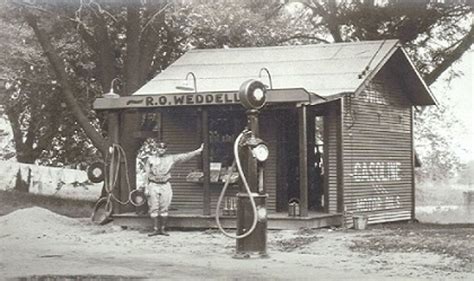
[93,92,241,110]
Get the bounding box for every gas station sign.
[93,88,321,110]
[93,92,241,110]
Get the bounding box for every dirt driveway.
[0,207,473,280]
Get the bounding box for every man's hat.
[157,142,167,149]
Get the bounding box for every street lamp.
[103,78,121,99]
[175,72,197,93]
[258,67,273,90]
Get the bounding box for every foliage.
[288,0,473,84]
[0,115,15,160]
[0,11,99,165]
[414,100,466,181]
[0,0,471,179]
[457,160,474,185]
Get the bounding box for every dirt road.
[0,207,473,280]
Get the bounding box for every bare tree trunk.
[23,11,109,155]
[114,4,147,212]
[5,107,40,163]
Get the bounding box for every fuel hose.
[91,144,144,224]
[215,130,259,239]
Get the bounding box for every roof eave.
[353,40,401,97]
[398,47,438,106]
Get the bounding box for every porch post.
[410,107,415,220]
[201,109,211,215]
[323,111,330,214]
[336,99,344,214]
[298,105,309,217]
[107,111,122,212]
[119,111,138,213]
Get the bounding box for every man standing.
[141,141,203,236]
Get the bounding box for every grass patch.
[416,181,471,207]
[0,190,95,218]
[350,222,474,271]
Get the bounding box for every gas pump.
[216,79,269,258]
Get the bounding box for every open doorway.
[276,108,299,212]
[275,107,326,213]
[308,114,325,211]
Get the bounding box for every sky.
[430,51,473,162]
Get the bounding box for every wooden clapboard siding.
[161,109,203,211]
[156,107,277,214]
[343,65,414,224]
[326,101,340,214]
[260,111,279,212]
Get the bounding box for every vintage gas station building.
[94,39,436,229]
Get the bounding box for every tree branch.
[90,10,117,92]
[138,4,168,84]
[424,24,474,85]
[278,33,329,44]
[123,4,141,94]
[5,106,24,158]
[23,11,108,155]
[306,1,343,42]
[141,2,170,34]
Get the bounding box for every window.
[208,111,246,181]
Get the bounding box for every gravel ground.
[1,190,473,280]
[1,205,473,280]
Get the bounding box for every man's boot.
[148,217,161,237]
[159,216,170,236]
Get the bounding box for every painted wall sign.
[352,161,401,182]
[93,92,240,110]
[355,184,401,212]
[359,84,388,105]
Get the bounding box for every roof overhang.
[93,88,325,110]
[93,40,436,110]
[353,43,437,106]
[393,48,437,106]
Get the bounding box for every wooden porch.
[112,209,343,230]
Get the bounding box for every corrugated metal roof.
[133,40,435,105]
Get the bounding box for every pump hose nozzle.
[215,130,259,239]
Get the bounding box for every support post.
[298,105,309,217]
[107,111,120,213]
[336,99,344,214]
[323,112,330,214]
[410,107,415,220]
[201,109,211,216]
[119,111,138,213]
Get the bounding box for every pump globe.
[239,79,267,110]
[253,88,264,101]
[252,143,269,162]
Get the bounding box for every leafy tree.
[457,160,474,185]
[0,0,471,181]
[414,101,466,181]
[0,0,284,168]
[287,0,473,85]
[0,12,99,164]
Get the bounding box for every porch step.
[112,212,343,230]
